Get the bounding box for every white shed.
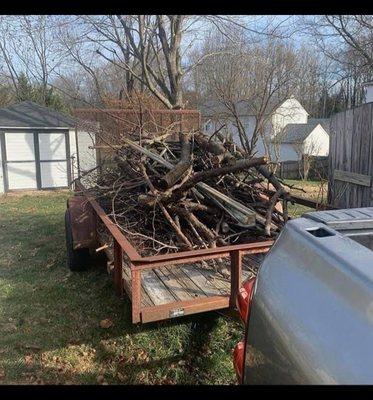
[0,101,96,193]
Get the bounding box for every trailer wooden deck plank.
[154,266,208,301]
[165,266,208,299]
[141,269,177,305]
[196,265,231,295]
[179,264,223,297]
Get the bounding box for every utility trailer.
[65,180,274,324]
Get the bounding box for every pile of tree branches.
[84,130,290,266]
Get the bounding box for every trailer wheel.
[65,209,91,271]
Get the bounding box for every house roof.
[199,99,256,117]
[277,117,331,144]
[308,118,330,133]
[0,101,75,128]
[199,97,307,118]
[279,122,319,144]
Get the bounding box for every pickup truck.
[233,207,373,384]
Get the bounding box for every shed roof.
[0,101,75,128]
[280,122,320,144]
[308,118,330,133]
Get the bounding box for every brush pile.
[84,130,289,259]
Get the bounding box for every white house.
[200,97,330,161]
[362,81,373,104]
[0,101,96,193]
[275,119,330,161]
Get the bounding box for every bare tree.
[300,15,373,111]
[0,15,63,103]
[196,32,300,155]
[293,137,322,180]
[58,15,188,109]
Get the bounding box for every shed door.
[38,132,68,188]
[5,132,37,190]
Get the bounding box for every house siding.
[364,83,373,104]
[303,125,329,156]
[278,144,299,161]
[77,131,97,173]
[0,138,3,193]
[203,97,310,158]
[204,115,270,156]
[271,98,309,135]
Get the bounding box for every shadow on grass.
[0,193,239,384]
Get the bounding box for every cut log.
[119,135,258,226]
[158,133,192,190]
[177,156,268,193]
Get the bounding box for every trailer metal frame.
[72,181,273,324]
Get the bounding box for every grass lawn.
[0,180,325,384]
[0,191,242,385]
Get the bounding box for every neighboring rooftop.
[0,101,75,128]
[278,121,327,144]
[308,118,330,133]
[199,96,307,118]
[199,99,256,117]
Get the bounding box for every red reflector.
[233,341,245,382]
[237,277,256,322]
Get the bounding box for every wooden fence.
[277,156,329,180]
[74,108,201,164]
[328,102,373,208]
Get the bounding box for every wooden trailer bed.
[72,181,274,323]
[121,254,263,308]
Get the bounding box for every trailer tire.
[65,209,91,271]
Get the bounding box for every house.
[275,118,330,161]
[362,81,373,104]
[200,97,329,161]
[0,101,96,193]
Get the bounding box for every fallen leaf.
[178,360,186,366]
[96,375,105,384]
[117,372,126,382]
[99,319,114,329]
[0,369,5,380]
[24,355,33,365]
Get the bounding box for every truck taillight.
[233,341,245,383]
[234,277,256,384]
[237,277,256,323]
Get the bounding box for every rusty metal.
[113,239,124,297]
[67,195,97,250]
[74,181,274,324]
[131,267,141,323]
[140,296,230,323]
